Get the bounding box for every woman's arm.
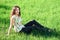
[7,18,14,35]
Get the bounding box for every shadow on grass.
[0,17,10,25]
[31,27,60,38]
[0,17,10,31]
[26,28,60,39]
[0,5,11,10]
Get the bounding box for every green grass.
[0,0,60,40]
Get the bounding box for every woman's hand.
[7,33,9,36]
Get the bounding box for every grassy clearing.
[0,0,60,40]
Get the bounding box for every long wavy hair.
[10,6,21,19]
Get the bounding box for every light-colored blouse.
[12,15,25,32]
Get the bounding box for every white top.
[12,15,25,32]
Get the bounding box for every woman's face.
[15,8,19,15]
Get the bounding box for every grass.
[0,0,60,40]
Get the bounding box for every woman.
[7,6,49,35]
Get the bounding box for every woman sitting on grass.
[7,6,51,35]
